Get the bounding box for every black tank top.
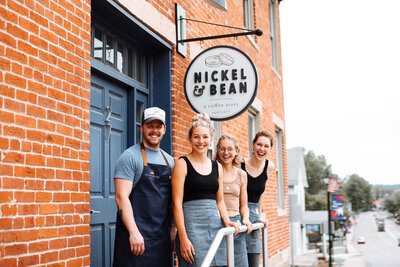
[182,156,219,203]
[241,160,269,203]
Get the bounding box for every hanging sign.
[331,194,344,220]
[184,46,258,121]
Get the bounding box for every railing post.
[226,233,234,267]
[262,228,268,267]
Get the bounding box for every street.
[351,211,400,267]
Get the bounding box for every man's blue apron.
[113,143,172,267]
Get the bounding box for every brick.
[10,139,20,150]
[16,229,39,241]
[4,98,25,113]
[18,204,38,215]
[25,179,45,190]
[19,254,39,266]
[3,152,24,164]
[5,243,27,255]
[4,125,25,138]
[15,191,35,202]
[16,114,36,128]
[39,227,57,239]
[29,241,49,253]
[0,110,14,123]
[0,218,13,229]
[14,166,35,178]
[16,89,37,103]
[0,191,14,202]
[35,192,52,202]
[1,177,22,191]
[26,154,46,166]
[39,204,58,214]
[40,251,58,264]
[50,238,67,250]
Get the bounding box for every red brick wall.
[0,0,92,266]
[0,0,289,265]
[169,0,290,263]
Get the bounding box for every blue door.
[90,73,129,267]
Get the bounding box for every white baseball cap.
[142,107,166,125]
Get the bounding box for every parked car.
[377,220,385,231]
[357,236,366,244]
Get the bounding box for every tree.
[304,150,337,195]
[373,186,394,200]
[342,174,372,212]
[383,191,400,215]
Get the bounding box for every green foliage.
[304,150,337,195]
[305,191,327,210]
[383,191,400,215]
[342,174,372,212]
[373,185,394,200]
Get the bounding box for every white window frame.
[269,0,280,73]
[209,0,227,9]
[275,127,285,213]
[244,0,254,31]
[247,98,261,154]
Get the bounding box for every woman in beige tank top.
[214,134,252,267]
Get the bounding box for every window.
[248,108,259,153]
[209,0,227,9]
[269,0,280,72]
[243,0,254,31]
[275,127,285,211]
[91,25,147,85]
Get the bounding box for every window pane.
[136,54,143,83]
[93,27,103,62]
[136,102,144,144]
[128,49,135,78]
[117,43,125,73]
[106,36,115,68]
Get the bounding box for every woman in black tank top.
[172,114,239,267]
[241,131,275,267]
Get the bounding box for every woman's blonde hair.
[213,134,242,167]
[188,113,215,139]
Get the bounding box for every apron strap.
[140,142,148,167]
[140,142,171,169]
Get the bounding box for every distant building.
[288,147,308,257]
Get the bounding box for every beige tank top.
[223,171,241,217]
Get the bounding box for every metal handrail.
[201,222,266,267]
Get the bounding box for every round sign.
[184,46,258,121]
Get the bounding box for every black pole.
[327,190,333,267]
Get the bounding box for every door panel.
[90,73,129,267]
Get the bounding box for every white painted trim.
[272,112,284,130]
[117,0,176,45]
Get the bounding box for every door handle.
[105,106,112,140]
[90,210,101,214]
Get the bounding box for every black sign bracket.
[175,3,262,57]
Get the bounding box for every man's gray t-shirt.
[114,143,175,187]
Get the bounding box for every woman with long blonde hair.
[172,114,239,266]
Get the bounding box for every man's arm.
[114,178,145,256]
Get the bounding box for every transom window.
[92,25,147,85]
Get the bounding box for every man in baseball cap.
[113,106,175,267]
[142,107,166,125]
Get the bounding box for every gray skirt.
[176,199,227,267]
[229,214,249,267]
[246,202,261,254]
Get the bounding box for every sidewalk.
[340,231,366,267]
[293,231,366,267]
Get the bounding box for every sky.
[279,0,400,185]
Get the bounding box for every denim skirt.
[245,202,261,254]
[229,214,249,267]
[176,199,226,267]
